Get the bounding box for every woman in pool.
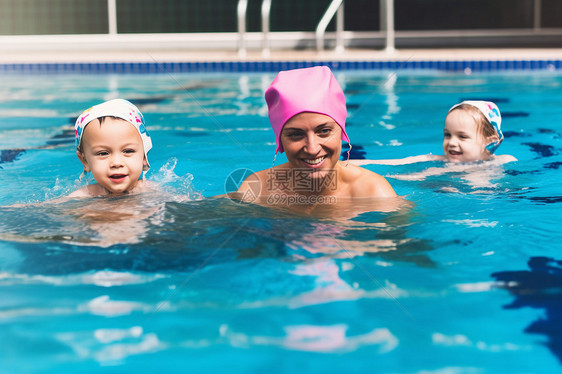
[352,100,517,166]
[234,66,397,209]
[69,99,154,197]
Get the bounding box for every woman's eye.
[319,128,331,135]
[286,133,303,139]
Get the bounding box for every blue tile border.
[0,59,560,74]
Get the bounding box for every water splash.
[21,158,201,204]
[150,157,202,201]
[41,176,91,202]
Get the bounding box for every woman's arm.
[349,154,446,166]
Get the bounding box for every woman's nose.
[304,134,321,153]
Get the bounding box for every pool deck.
[2,48,562,64]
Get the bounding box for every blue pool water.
[1,69,562,373]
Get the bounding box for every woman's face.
[280,112,342,178]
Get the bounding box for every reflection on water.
[0,195,434,276]
[0,192,434,368]
[492,257,562,364]
[219,323,398,353]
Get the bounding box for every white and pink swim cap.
[265,66,349,153]
[75,99,152,169]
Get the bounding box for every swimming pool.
[1,68,561,373]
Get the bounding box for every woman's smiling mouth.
[302,156,326,166]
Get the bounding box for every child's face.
[77,118,147,194]
[281,112,342,179]
[443,110,493,163]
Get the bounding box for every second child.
[353,100,517,166]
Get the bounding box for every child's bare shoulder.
[137,180,159,192]
[68,185,98,198]
[68,180,156,198]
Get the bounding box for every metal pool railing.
[0,0,560,57]
[251,0,395,55]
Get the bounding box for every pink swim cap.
[265,66,349,153]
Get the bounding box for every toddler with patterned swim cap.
[441,100,516,163]
[69,99,154,197]
[233,66,397,209]
[353,100,517,166]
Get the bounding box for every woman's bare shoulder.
[346,164,397,198]
[228,168,272,201]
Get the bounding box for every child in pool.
[352,100,517,166]
[234,66,397,207]
[69,99,154,197]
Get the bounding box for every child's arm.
[349,154,446,166]
[494,154,518,163]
